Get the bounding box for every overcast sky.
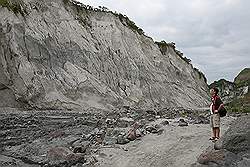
[78,0,250,84]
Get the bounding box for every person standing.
[209,87,224,141]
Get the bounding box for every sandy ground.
[95,116,235,167]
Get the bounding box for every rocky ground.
[95,115,235,167]
[0,107,247,167]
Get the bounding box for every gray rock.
[197,149,242,167]
[145,124,164,134]
[117,117,134,128]
[194,115,210,124]
[117,135,130,145]
[103,136,117,145]
[145,125,158,133]
[46,147,85,166]
[214,138,223,150]
[0,154,39,167]
[222,115,250,156]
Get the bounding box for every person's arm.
[218,103,224,111]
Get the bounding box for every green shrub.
[63,0,70,5]
[0,0,10,7]
[117,13,145,35]
[0,0,27,16]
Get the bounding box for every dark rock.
[145,125,158,133]
[160,120,169,126]
[146,110,157,115]
[178,119,188,126]
[156,129,164,135]
[72,141,91,154]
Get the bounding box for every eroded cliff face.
[0,0,209,110]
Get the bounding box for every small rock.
[160,120,169,126]
[72,141,90,154]
[117,135,130,145]
[156,129,164,135]
[154,124,162,129]
[117,117,134,128]
[214,138,223,150]
[146,110,157,115]
[105,118,115,126]
[145,125,158,133]
[178,119,188,126]
[103,137,117,145]
[135,129,143,137]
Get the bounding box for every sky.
[78,0,250,84]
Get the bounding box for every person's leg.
[214,128,220,138]
[213,128,216,138]
[214,128,218,138]
[214,114,220,139]
[217,128,220,138]
[210,115,216,139]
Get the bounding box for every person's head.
[210,87,219,96]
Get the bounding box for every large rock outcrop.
[0,0,209,110]
[193,115,250,167]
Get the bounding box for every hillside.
[234,68,250,87]
[0,0,209,110]
[209,68,250,112]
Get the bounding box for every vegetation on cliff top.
[155,40,191,64]
[64,0,145,35]
[0,0,27,16]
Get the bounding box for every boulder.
[222,115,250,156]
[197,149,242,167]
[47,147,85,166]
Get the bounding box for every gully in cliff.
[209,87,225,142]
